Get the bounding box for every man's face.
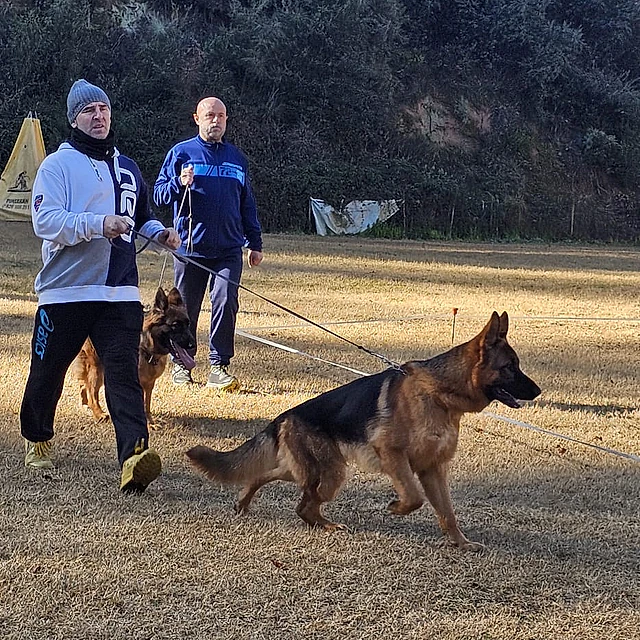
[194,98,227,143]
[73,101,111,139]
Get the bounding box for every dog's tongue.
[171,341,196,371]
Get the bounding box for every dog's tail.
[186,422,279,485]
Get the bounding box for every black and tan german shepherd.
[73,287,195,423]
[187,311,541,550]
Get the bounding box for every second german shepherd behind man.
[187,311,541,550]
[74,287,195,423]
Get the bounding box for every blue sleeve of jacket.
[241,173,262,252]
[153,147,183,207]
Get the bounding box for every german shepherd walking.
[73,287,195,423]
[187,312,541,550]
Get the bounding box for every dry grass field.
[0,222,638,639]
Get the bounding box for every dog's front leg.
[418,466,483,552]
[376,447,425,515]
[142,381,157,426]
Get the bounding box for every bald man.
[154,97,263,391]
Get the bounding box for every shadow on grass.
[537,399,637,415]
[170,455,640,584]
[0,311,35,337]
[2,411,637,580]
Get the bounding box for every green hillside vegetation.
[1,0,639,241]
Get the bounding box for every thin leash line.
[186,188,194,254]
[468,422,595,470]
[176,182,190,217]
[175,183,194,254]
[132,228,403,372]
[499,315,640,323]
[237,329,639,464]
[235,330,370,376]
[133,228,164,255]
[155,184,190,289]
[481,412,640,463]
[240,315,443,331]
[239,314,640,332]
[158,251,170,289]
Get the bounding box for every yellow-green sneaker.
[120,444,162,493]
[24,439,54,470]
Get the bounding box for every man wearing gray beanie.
[66,78,111,126]
[20,78,182,494]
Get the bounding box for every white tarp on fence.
[309,198,399,235]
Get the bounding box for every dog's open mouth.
[492,387,523,409]
[170,340,196,371]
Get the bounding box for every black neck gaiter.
[68,127,115,161]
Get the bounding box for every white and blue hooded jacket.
[31,142,166,305]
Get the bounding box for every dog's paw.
[82,404,110,423]
[387,499,422,515]
[322,522,350,533]
[234,501,250,515]
[387,499,405,514]
[147,416,167,430]
[438,536,485,553]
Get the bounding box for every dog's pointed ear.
[167,287,184,307]
[498,311,509,339]
[478,311,501,346]
[154,287,169,311]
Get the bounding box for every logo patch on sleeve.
[33,194,44,213]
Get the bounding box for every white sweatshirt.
[31,142,165,304]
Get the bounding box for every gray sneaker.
[172,362,193,385]
[206,364,240,391]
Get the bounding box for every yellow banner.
[0,115,46,221]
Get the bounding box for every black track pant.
[20,301,148,466]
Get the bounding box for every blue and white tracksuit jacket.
[153,136,262,257]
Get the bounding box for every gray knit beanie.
[66,79,111,125]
